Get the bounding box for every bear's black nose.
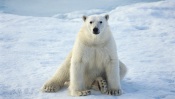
[93,27,99,34]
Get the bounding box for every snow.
[0,0,175,99]
[1,0,159,16]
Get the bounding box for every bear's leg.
[105,60,122,96]
[65,81,91,96]
[103,60,127,95]
[91,77,107,94]
[65,77,108,95]
[69,62,91,96]
[119,60,127,80]
[42,51,72,92]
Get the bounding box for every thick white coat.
[42,15,127,96]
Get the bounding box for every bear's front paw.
[106,89,122,96]
[70,90,91,96]
[42,81,61,92]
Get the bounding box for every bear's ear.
[82,16,87,21]
[105,14,109,21]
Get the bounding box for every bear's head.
[82,15,109,35]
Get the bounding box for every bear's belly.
[84,65,105,88]
[83,47,110,87]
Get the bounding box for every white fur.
[42,15,127,96]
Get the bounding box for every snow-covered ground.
[0,0,175,99]
[1,0,159,16]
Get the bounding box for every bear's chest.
[82,47,110,68]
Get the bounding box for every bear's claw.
[106,89,122,96]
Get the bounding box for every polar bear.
[42,14,127,96]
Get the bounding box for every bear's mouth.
[93,32,100,35]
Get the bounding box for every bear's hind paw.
[42,81,61,92]
[96,77,108,94]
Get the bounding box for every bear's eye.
[99,21,102,24]
[90,21,93,24]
